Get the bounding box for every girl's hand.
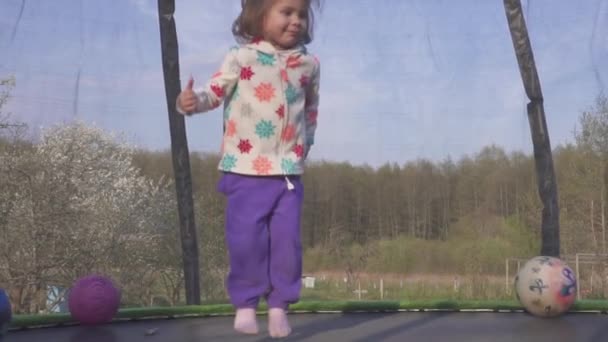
[177,77,198,115]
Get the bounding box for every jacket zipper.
[277,52,294,191]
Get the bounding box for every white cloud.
[129,0,159,18]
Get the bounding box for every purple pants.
[217,172,303,310]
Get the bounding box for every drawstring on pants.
[285,176,294,191]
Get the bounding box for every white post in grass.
[353,282,367,300]
[380,279,384,300]
[591,270,594,295]
[575,253,580,299]
[505,258,509,294]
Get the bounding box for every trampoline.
[5,301,608,341]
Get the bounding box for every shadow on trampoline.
[588,322,608,342]
[350,312,451,342]
[254,311,450,342]
[67,326,118,342]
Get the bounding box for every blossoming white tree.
[0,121,174,313]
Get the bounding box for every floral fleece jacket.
[178,39,320,176]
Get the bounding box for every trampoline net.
[0,0,607,314]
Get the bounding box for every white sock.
[268,307,292,338]
[234,308,259,334]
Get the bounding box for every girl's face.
[262,0,308,50]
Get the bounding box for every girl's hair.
[232,0,320,45]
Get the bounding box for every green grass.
[9,299,608,330]
[299,275,515,302]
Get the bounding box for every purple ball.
[68,275,121,325]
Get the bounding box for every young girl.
[176,0,320,338]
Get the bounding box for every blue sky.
[0,0,606,167]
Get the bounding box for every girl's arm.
[304,58,321,157]
[177,49,240,114]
